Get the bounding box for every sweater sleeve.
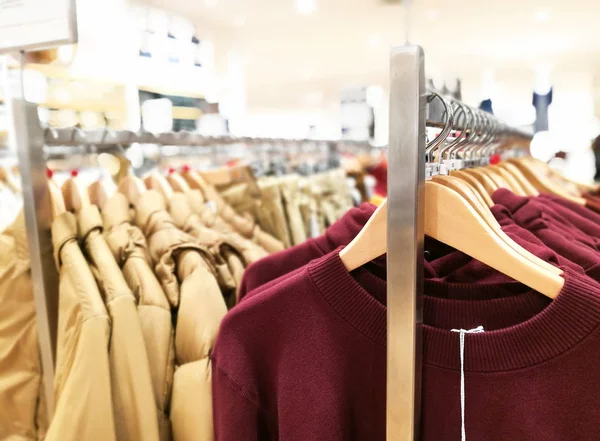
[212,363,266,441]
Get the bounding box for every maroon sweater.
[537,193,600,239]
[238,203,376,301]
[213,249,600,441]
[493,190,600,278]
[495,190,600,249]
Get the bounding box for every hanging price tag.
[0,0,77,54]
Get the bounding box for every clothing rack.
[386,45,533,440]
[9,44,532,437]
[8,97,377,419]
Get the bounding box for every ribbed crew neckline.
[308,249,387,345]
[308,249,600,373]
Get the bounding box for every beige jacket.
[134,190,228,441]
[182,189,236,235]
[102,193,175,441]
[168,193,242,301]
[0,212,47,441]
[46,212,115,441]
[187,187,284,253]
[77,206,159,441]
[277,175,307,246]
[168,193,268,290]
[219,180,293,248]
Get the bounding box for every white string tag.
[451,326,485,441]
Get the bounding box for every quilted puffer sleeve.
[170,255,228,441]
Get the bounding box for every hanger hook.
[465,110,487,160]
[472,112,496,160]
[449,105,475,160]
[425,92,454,162]
[482,118,504,159]
[458,108,479,161]
[438,100,469,163]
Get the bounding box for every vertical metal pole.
[387,45,426,441]
[7,55,57,418]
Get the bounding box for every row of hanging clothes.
[0,135,378,441]
[210,93,600,441]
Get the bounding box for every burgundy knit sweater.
[495,189,600,249]
[213,249,600,441]
[238,203,376,300]
[537,193,600,240]
[493,189,600,276]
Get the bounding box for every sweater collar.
[308,249,600,372]
[308,248,387,345]
[424,268,600,372]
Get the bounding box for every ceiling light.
[233,16,246,27]
[295,0,316,15]
[534,8,551,23]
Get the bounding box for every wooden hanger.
[424,181,562,297]
[182,168,209,192]
[432,175,561,276]
[340,181,563,299]
[61,171,92,213]
[166,170,191,193]
[118,175,146,203]
[88,179,115,210]
[89,153,119,209]
[509,158,587,205]
[433,175,492,219]
[183,169,223,203]
[449,170,494,207]
[200,167,238,187]
[489,165,527,196]
[47,172,66,220]
[338,200,387,272]
[460,168,499,195]
[495,162,539,196]
[479,167,509,189]
[116,155,146,203]
[144,173,174,201]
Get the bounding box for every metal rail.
[42,128,378,148]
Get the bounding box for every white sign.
[0,0,77,53]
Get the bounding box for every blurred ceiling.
[142,0,600,109]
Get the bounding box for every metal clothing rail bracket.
[3,0,78,420]
[387,45,426,441]
[11,98,59,418]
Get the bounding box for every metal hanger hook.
[438,100,469,163]
[425,92,454,162]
